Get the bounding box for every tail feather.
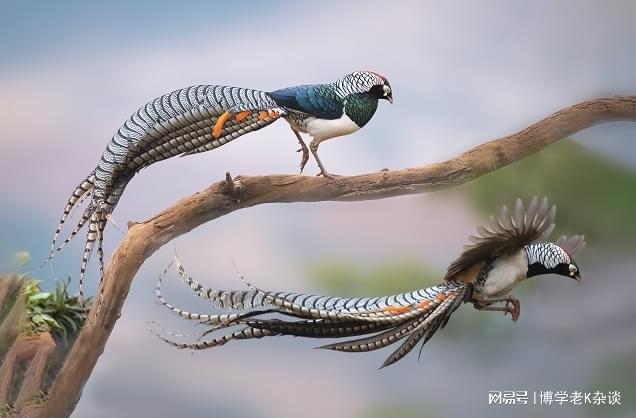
[173,255,269,311]
[70,184,93,217]
[91,215,107,312]
[42,173,95,269]
[246,319,391,339]
[380,313,446,369]
[173,254,458,324]
[154,260,261,326]
[47,85,286,311]
[185,111,283,157]
[319,316,426,353]
[38,204,93,270]
[113,85,283,175]
[152,259,468,366]
[78,211,101,307]
[152,325,277,350]
[381,287,467,369]
[97,217,106,281]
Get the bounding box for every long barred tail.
[151,257,469,367]
[151,326,279,351]
[76,210,104,307]
[40,172,96,270]
[40,171,106,308]
[171,256,461,323]
[92,84,285,203]
[154,260,262,326]
[46,83,286,309]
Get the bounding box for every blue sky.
[1,1,635,417]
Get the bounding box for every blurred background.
[1,1,635,417]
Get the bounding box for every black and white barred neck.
[333,71,387,99]
[524,242,571,269]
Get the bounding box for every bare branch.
[40,96,636,417]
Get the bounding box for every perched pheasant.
[42,71,392,303]
[151,197,585,368]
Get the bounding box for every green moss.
[23,390,48,408]
[0,403,16,418]
[460,139,636,247]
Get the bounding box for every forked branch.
[39,96,636,417]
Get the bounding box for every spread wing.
[444,197,556,281]
[556,234,586,257]
[269,84,343,119]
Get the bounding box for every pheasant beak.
[382,84,393,103]
[568,264,581,282]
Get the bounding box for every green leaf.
[59,314,78,334]
[39,313,60,328]
[21,276,91,336]
[56,324,68,342]
[28,292,51,302]
[66,310,85,321]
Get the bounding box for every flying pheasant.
[42,71,393,303]
[151,197,585,368]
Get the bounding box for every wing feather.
[269,85,343,119]
[556,234,586,256]
[444,197,556,281]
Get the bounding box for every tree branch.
[40,96,636,417]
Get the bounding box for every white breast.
[478,250,529,298]
[304,113,360,141]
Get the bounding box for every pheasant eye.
[569,264,577,275]
[383,85,391,95]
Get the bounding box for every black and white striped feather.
[45,85,283,306]
[150,257,468,368]
[45,72,390,309]
[445,196,557,280]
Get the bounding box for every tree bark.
[0,276,58,417]
[0,276,25,352]
[0,333,55,413]
[14,334,55,410]
[39,96,636,417]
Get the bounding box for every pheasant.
[151,197,585,368]
[42,71,393,304]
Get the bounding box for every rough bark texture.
[0,276,58,417]
[0,277,25,352]
[14,333,55,408]
[36,96,636,417]
[0,334,55,409]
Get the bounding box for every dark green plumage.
[270,83,381,127]
[344,93,380,127]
